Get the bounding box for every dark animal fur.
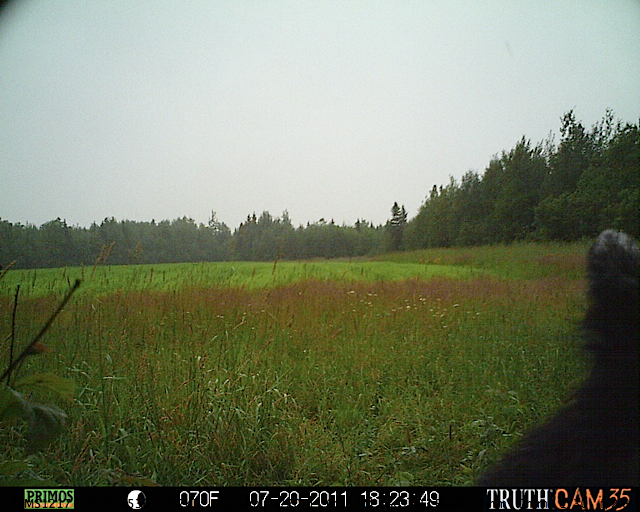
[478,230,639,486]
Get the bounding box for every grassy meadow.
[0,241,590,486]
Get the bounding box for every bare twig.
[7,285,20,386]
[0,260,16,281]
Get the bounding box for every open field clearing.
[0,242,588,486]
[0,260,481,299]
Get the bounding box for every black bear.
[478,230,638,486]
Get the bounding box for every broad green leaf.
[13,373,76,402]
[0,385,69,453]
[25,403,68,454]
[0,385,29,421]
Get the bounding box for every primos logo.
[24,489,75,509]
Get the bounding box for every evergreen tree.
[386,202,407,251]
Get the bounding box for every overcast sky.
[1,1,639,231]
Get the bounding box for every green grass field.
[0,260,481,298]
[0,241,590,486]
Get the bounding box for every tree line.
[403,110,638,248]
[1,110,637,269]
[0,212,393,269]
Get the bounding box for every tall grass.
[0,243,587,486]
[377,240,590,280]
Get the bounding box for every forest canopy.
[403,110,638,249]
[1,110,637,269]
